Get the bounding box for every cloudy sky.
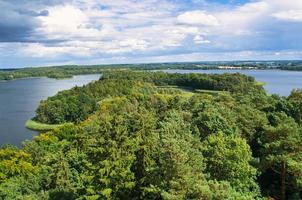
[0,0,302,68]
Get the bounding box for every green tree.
[192,101,237,138]
[201,132,259,196]
[154,110,212,200]
[260,113,302,200]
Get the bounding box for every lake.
[162,69,302,96]
[0,74,100,146]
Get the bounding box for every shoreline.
[0,73,101,83]
[25,119,72,132]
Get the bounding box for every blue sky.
[0,0,302,68]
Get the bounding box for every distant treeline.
[1,60,302,81]
[0,65,109,80]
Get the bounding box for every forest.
[0,70,302,199]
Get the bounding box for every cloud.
[272,10,302,22]
[37,5,94,39]
[18,9,49,17]
[194,35,211,44]
[0,0,70,43]
[1,0,302,68]
[0,2,36,42]
[177,11,219,26]
[19,43,92,58]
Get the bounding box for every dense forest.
[1,70,302,199]
[34,71,259,124]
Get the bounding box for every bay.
[0,74,100,146]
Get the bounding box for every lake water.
[0,74,100,146]
[162,69,302,96]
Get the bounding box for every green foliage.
[153,111,212,199]
[35,70,264,125]
[259,113,302,199]
[1,70,302,199]
[0,65,105,81]
[192,101,238,138]
[35,79,135,124]
[0,147,37,181]
[202,132,259,196]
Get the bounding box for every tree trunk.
[281,161,286,200]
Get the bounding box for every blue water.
[162,69,302,96]
[0,75,100,146]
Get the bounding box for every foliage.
[0,70,302,199]
[259,113,302,200]
[201,132,259,195]
[35,70,264,124]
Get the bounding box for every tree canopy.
[1,70,302,199]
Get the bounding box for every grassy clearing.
[25,119,70,131]
[194,89,221,95]
[255,81,266,86]
[157,86,194,98]
[180,91,195,98]
[157,85,179,88]
[157,85,223,97]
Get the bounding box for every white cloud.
[4,0,302,65]
[194,35,210,44]
[22,1,275,58]
[38,5,86,33]
[20,43,91,57]
[215,1,270,33]
[119,39,149,50]
[177,11,219,26]
[29,1,201,56]
[265,0,302,10]
[126,50,302,63]
[272,10,302,22]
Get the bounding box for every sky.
[0,0,302,68]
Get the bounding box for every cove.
[0,74,100,146]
